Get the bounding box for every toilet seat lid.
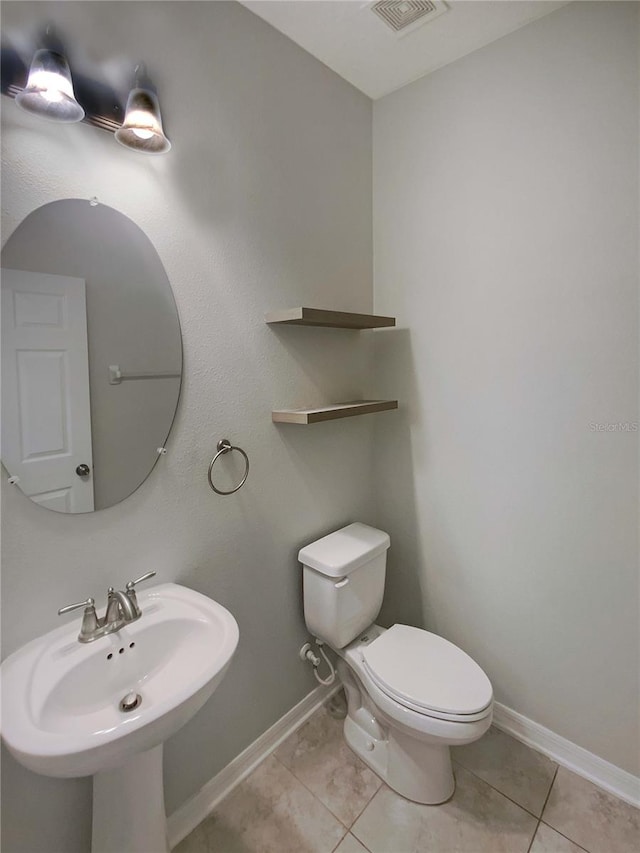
[362,625,493,716]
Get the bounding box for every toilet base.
[338,657,456,805]
[344,715,388,780]
[344,715,455,804]
[387,727,455,804]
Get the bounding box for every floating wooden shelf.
[272,400,398,425]
[265,307,396,330]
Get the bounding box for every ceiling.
[240,0,570,99]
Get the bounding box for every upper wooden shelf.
[265,307,396,330]
[272,400,398,425]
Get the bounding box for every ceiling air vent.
[370,1,448,36]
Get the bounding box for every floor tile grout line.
[346,774,385,830]
[527,765,589,853]
[452,759,555,821]
[525,819,541,853]
[271,714,383,833]
[538,819,592,853]
[329,832,348,853]
[525,764,560,853]
[350,824,377,853]
[271,751,353,834]
[539,765,559,820]
[330,831,375,853]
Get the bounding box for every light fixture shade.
[15,49,85,123]
[115,88,171,154]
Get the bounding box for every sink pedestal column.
[92,745,169,853]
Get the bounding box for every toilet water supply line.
[300,640,336,686]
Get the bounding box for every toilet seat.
[361,625,493,723]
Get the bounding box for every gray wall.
[2,200,182,510]
[372,1,639,774]
[1,2,373,851]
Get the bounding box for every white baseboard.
[167,682,340,848]
[493,702,640,808]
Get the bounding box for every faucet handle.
[58,598,100,643]
[126,571,156,591]
[58,597,95,616]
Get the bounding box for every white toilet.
[299,522,493,805]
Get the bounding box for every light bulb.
[15,50,84,123]
[41,89,63,104]
[115,87,171,154]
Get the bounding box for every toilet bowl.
[299,523,493,804]
[336,623,492,803]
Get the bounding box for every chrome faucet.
[58,572,156,643]
[104,588,139,625]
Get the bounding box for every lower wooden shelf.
[272,399,398,425]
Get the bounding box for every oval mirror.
[1,199,182,513]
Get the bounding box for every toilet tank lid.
[298,523,390,578]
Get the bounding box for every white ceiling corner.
[239,0,571,99]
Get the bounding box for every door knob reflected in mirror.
[76,464,91,477]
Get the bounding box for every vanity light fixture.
[115,86,171,154]
[15,48,85,123]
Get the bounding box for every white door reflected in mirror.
[1,199,182,513]
[2,268,94,512]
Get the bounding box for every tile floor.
[175,697,639,853]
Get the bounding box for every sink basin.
[1,583,239,778]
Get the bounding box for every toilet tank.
[299,523,390,649]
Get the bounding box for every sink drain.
[119,691,142,712]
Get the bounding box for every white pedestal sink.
[0,583,239,853]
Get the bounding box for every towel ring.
[208,439,249,495]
